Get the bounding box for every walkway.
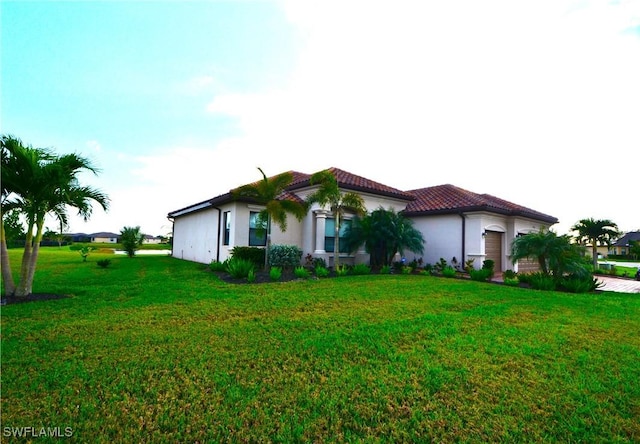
[595,275,640,294]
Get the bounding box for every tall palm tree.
[345,207,424,267]
[305,170,366,270]
[571,218,619,270]
[1,135,109,297]
[233,168,307,270]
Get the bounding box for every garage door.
[484,231,502,271]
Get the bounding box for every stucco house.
[609,231,640,256]
[90,232,120,243]
[167,167,558,272]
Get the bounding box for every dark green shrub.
[434,258,448,274]
[269,245,303,269]
[96,259,111,268]
[503,269,517,280]
[336,265,349,277]
[120,226,144,258]
[226,258,255,279]
[231,247,265,269]
[442,266,457,278]
[469,268,492,282]
[482,259,495,277]
[315,266,330,278]
[247,269,256,283]
[269,266,282,282]
[380,265,392,275]
[503,277,520,287]
[350,264,371,275]
[528,273,556,291]
[560,276,602,293]
[210,260,228,272]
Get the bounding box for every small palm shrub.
[314,266,330,278]
[294,266,311,279]
[350,264,371,275]
[559,276,602,293]
[528,272,556,291]
[96,259,111,268]
[380,265,392,274]
[503,277,520,287]
[336,265,349,277]
[442,266,457,278]
[269,266,282,282]
[226,258,255,279]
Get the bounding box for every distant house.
[610,231,640,256]
[143,234,163,244]
[168,167,558,273]
[90,232,120,243]
[67,233,91,243]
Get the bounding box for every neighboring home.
[66,233,91,243]
[90,232,120,243]
[143,234,163,244]
[609,231,640,256]
[167,167,558,272]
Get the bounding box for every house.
[90,232,120,243]
[143,234,163,245]
[167,167,558,272]
[609,231,640,256]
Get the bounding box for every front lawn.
[2,249,639,442]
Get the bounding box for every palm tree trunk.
[264,217,271,272]
[24,220,45,295]
[592,243,598,271]
[1,221,16,296]
[16,220,35,297]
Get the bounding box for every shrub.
[469,268,492,282]
[269,245,303,269]
[380,265,392,275]
[503,277,520,287]
[336,265,349,277]
[247,269,256,283]
[294,266,311,279]
[503,269,517,280]
[314,266,330,278]
[482,259,495,277]
[96,259,111,268]
[434,258,448,274]
[269,266,282,282]
[226,258,255,279]
[306,254,327,269]
[231,247,265,269]
[120,226,144,258]
[560,276,602,293]
[528,272,556,291]
[210,260,228,272]
[464,259,475,273]
[442,266,457,278]
[401,266,412,275]
[351,264,371,275]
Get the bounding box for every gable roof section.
[613,231,640,247]
[404,184,558,223]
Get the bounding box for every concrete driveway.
[596,275,640,294]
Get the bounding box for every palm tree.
[305,170,366,270]
[571,218,620,270]
[511,229,587,280]
[344,207,424,267]
[1,135,109,297]
[233,168,307,270]
[120,226,145,257]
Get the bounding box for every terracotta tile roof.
[288,167,414,200]
[404,184,558,223]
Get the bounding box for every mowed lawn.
[2,249,639,443]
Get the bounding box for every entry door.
[484,231,503,272]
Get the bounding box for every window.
[223,211,231,245]
[249,211,267,246]
[325,218,351,253]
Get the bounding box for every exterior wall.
[409,214,465,266]
[171,208,220,264]
[92,236,118,243]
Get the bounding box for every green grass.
[2,248,639,442]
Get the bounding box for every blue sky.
[2,0,639,237]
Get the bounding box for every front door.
[484,231,503,272]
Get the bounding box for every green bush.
[336,265,349,277]
[560,276,602,293]
[247,269,256,283]
[503,269,517,280]
[96,259,111,268]
[294,266,311,279]
[482,259,495,277]
[442,266,457,278]
[503,277,520,287]
[226,258,255,279]
[380,265,392,275]
[528,273,556,291]
[210,260,228,272]
[269,266,282,282]
[469,268,492,282]
[350,264,371,275]
[314,266,329,278]
[231,247,265,269]
[269,245,303,269]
